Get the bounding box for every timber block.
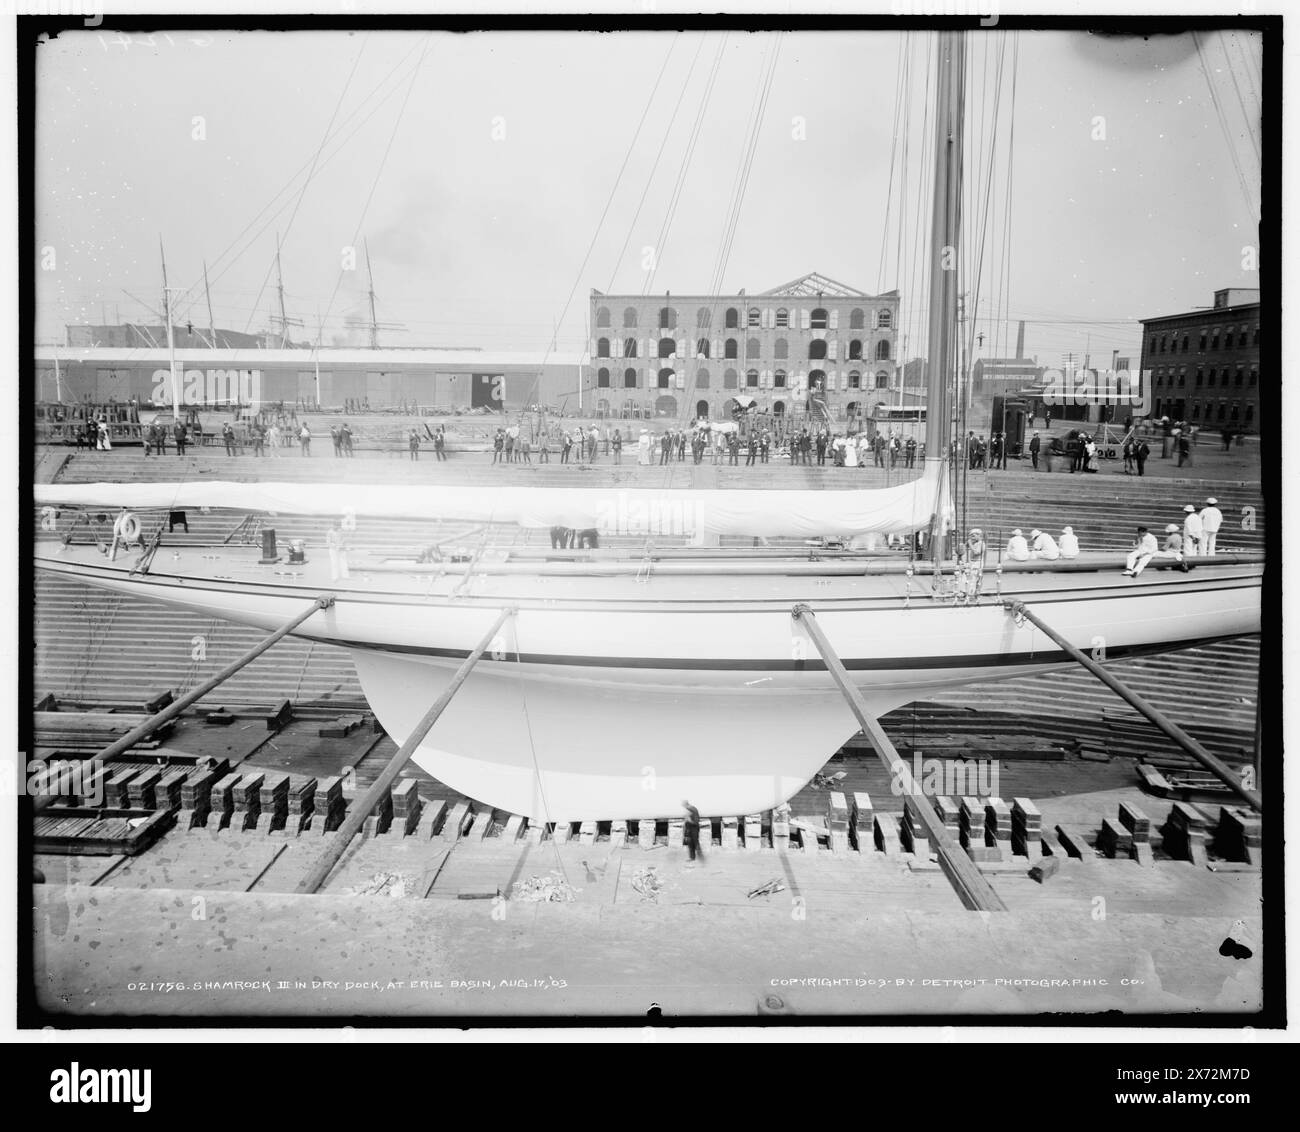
[851,792,873,836]
[744,814,764,851]
[1217,807,1262,864]
[665,819,683,849]
[313,776,345,834]
[1163,801,1210,864]
[261,699,293,730]
[771,811,790,854]
[34,692,58,713]
[506,814,528,843]
[579,820,598,846]
[205,708,236,726]
[959,796,985,850]
[126,766,162,811]
[1118,801,1151,842]
[441,801,470,841]
[1132,841,1155,866]
[1054,824,1094,860]
[875,814,902,857]
[827,792,849,833]
[141,689,174,714]
[156,768,188,811]
[319,714,363,739]
[637,819,656,850]
[721,816,739,850]
[1038,830,1064,858]
[390,780,422,836]
[1028,857,1060,884]
[474,808,497,840]
[798,821,823,855]
[984,797,1013,855]
[966,844,1001,863]
[1098,817,1133,859]
[105,766,139,809]
[550,820,573,845]
[78,764,110,808]
[1012,797,1043,857]
[416,800,448,839]
[608,819,626,848]
[933,795,962,838]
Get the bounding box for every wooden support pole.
[1006,600,1261,812]
[295,606,516,895]
[791,604,1008,912]
[32,595,335,813]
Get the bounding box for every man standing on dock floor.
[683,800,703,867]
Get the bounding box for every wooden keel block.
[105,767,138,810]
[744,814,763,851]
[1217,807,1262,864]
[1054,824,1094,861]
[78,765,110,807]
[126,766,162,811]
[416,800,448,839]
[851,792,873,833]
[875,814,902,857]
[1098,818,1133,859]
[959,797,985,849]
[506,814,528,843]
[551,820,572,845]
[1011,797,1043,857]
[933,795,962,838]
[984,797,1012,855]
[770,811,790,854]
[578,820,598,846]
[1118,801,1151,843]
[666,819,683,849]
[156,768,188,811]
[637,819,656,850]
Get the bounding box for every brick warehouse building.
[588,272,901,423]
[1139,287,1261,432]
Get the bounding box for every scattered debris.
[809,771,848,790]
[747,877,786,899]
[513,871,580,903]
[629,865,665,902]
[345,870,413,898]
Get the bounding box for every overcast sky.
[35,26,1262,366]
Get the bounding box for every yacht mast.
[923,30,966,558]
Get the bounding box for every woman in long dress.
[637,429,651,465]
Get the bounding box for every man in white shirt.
[1030,528,1061,560]
[1200,496,1223,555]
[1006,528,1030,562]
[1182,504,1204,556]
[1124,526,1160,576]
[1059,526,1079,558]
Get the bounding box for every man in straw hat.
[1029,528,1061,560]
[1006,528,1030,562]
[1059,526,1079,559]
[1200,497,1223,555]
[1182,503,1204,556]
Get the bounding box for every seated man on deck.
[1005,528,1030,562]
[1122,526,1160,576]
[1029,528,1060,560]
[1058,526,1079,558]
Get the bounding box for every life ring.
[114,512,141,543]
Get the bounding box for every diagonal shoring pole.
[296,606,517,894]
[791,604,1008,912]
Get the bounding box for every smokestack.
[1015,320,1025,360]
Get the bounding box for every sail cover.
[36,465,943,539]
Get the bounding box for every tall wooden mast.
[924,31,966,557]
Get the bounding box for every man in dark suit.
[1028,431,1041,470]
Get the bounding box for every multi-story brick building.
[588,272,900,423]
[1139,287,1261,433]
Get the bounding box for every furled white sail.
[36,464,944,539]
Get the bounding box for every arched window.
[696,399,710,419]
[696,338,710,358]
[746,337,761,358]
[845,400,859,419]
[1224,329,1234,350]
[748,307,761,327]
[875,371,890,390]
[597,367,610,388]
[773,400,786,416]
[773,338,788,360]
[875,339,891,360]
[848,339,863,360]
[1199,330,1207,350]
[624,338,638,358]
[596,307,611,328]
[1211,329,1220,350]
[849,308,866,330]
[808,369,826,399]
[724,338,738,359]
[623,307,638,328]
[745,369,759,388]
[808,339,827,361]
[696,368,710,389]
[658,338,676,358]
[624,367,638,389]
[877,309,892,329]
[696,307,712,329]
[811,307,829,330]
[596,337,610,358]
[659,307,677,330]
[723,368,738,389]
[774,369,787,389]
[848,370,861,390]
[725,308,739,329]
[658,368,674,389]
[776,308,789,328]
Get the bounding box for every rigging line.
[645,34,728,296]
[1192,32,1258,225]
[905,34,934,408]
[1218,30,1262,168]
[603,33,703,296]
[995,35,1019,372]
[877,32,908,293]
[176,34,414,309]
[309,34,436,353]
[544,35,679,372]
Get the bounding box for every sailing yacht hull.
[36,543,1261,819]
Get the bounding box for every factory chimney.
[1015,320,1025,360]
